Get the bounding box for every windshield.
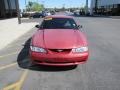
[41,18,78,29]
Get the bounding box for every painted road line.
[2,70,29,90]
[0,52,18,59]
[0,63,17,71]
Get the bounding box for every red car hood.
[32,29,87,49]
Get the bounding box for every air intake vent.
[49,49,71,53]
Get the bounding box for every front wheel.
[70,65,78,69]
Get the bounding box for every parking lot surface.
[0,15,120,90]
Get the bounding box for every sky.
[19,0,91,9]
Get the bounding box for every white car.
[45,12,51,16]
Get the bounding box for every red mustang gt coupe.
[30,15,89,66]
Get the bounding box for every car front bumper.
[30,51,89,66]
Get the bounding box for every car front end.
[30,46,89,66]
[30,16,89,66]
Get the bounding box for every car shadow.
[17,38,77,72]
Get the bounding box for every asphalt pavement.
[0,15,120,90]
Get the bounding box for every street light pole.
[95,0,98,14]
[25,0,27,11]
[85,0,88,15]
[16,0,21,24]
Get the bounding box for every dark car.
[30,12,45,18]
[50,11,55,15]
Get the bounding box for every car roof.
[45,15,73,19]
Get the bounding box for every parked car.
[74,10,80,16]
[22,12,35,18]
[30,15,89,66]
[50,11,55,15]
[44,11,51,16]
[29,12,45,18]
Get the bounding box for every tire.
[70,65,78,69]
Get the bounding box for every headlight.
[72,47,88,53]
[30,46,47,53]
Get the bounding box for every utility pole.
[25,0,27,11]
[62,4,65,11]
[16,0,21,24]
[95,0,98,14]
[85,0,88,15]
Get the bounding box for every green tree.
[32,2,44,11]
[26,1,44,12]
[27,1,33,11]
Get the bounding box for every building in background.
[90,0,120,15]
[0,0,17,18]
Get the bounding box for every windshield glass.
[41,18,78,29]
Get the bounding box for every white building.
[90,0,120,15]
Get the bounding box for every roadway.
[0,15,120,90]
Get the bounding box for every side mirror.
[78,25,83,29]
[35,25,40,28]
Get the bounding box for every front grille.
[49,49,71,53]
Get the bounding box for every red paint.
[30,15,89,66]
